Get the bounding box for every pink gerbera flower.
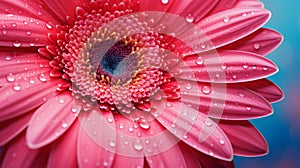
[0,0,283,167]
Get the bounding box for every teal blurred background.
[235,0,300,167]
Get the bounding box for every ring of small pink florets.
[37,1,182,113]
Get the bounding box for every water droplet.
[202,85,211,94]
[221,64,227,70]
[5,56,11,61]
[166,102,172,107]
[11,23,17,27]
[200,43,206,49]
[38,73,47,82]
[253,43,260,50]
[205,119,212,127]
[45,22,53,30]
[128,127,134,132]
[119,124,124,129]
[183,135,188,139]
[23,21,28,25]
[13,41,21,47]
[133,141,143,151]
[161,0,168,4]
[103,161,109,167]
[232,75,237,79]
[263,66,268,71]
[2,30,7,35]
[26,31,31,36]
[37,10,42,16]
[219,139,225,145]
[61,122,68,128]
[243,64,248,69]
[242,13,247,17]
[238,92,245,98]
[6,73,15,82]
[59,99,65,104]
[185,13,194,23]
[109,141,116,147]
[107,117,113,123]
[185,83,192,90]
[252,65,257,70]
[209,150,214,156]
[29,79,35,84]
[246,106,252,111]
[13,83,21,91]
[71,106,77,113]
[223,16,230,23]
[139,122,150,130]
[195,56,204,65]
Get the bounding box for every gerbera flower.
[0,0,283,167]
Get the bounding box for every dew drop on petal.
[161,0,168,4]
[185,83,192,90]
[202,85,211,94]
[103,161,108,167]
[166,102,172,107]
[71,106,77,113]
[29,79,35,84]
[59,99,65,104]
[205,119,212,127]
[133,141,144,151]
[246,106,252,111]
[195,56,204,65]
[45,22,53,30]
[209,149,214,156]
[219,139,225,145]
[221,64,227,70]
[107,117,113,123]
[38,73,47,82]
[253,43,261,50]
[13,83,21,91]
[6,73,15,82]
[139,122,150,130]
[13,41,21,47]
[185,13,194,23]
[61,122,68,128]
[5,56,11,61]
[223,16,230,23]
[238,92,245,98]
[128,127,134,132]
[243,64,248,69]
[109,140,116,147]
[263,66,268,71]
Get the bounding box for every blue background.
[235,0,300,167]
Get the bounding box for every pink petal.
[42,0,90,22]
[0,14,54,47]
[77,108,116,167]
[0,52,48,67]
[220,28,283,56]
[175,50,278,83]
[178,80,273,120]
[2,132,49,168]
[233,0,264,8]
[112,155,144,167]
[0,112,32,146]
[0,0,60,25]
[108,111,177,158]
[152,100,233,161]
[198,8,270,49]
[197,151,235,168]
[238,79,284,103]
[208,0,237,14]
[178,142,202,168]
[48,119,80,168]
[219,120,269,156]
[26,92,78,149]
[146,144,186,167]
[0,75,59,122]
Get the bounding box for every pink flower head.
[0,0,283,167]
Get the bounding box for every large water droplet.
[38,73,47,82]
[202,85,211,94]
[243,64,248,69]
[13,83,21,91]
[185,13,194,23]
[6,73,15,82]
[139,121,150,130]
